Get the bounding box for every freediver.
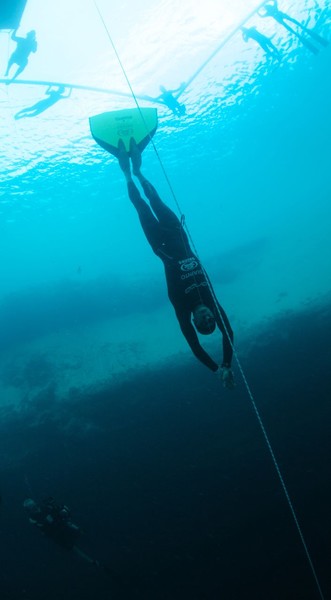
[116,138,235,389]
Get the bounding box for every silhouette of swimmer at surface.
[5,29,37,82]
[15,85,72,119]
[241,26,281,60]
[143,84,186,116]
[258,0,328,54]
[116,139,235,389]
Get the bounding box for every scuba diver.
[24,496,82,550]
[241,26,281,60]
[23,497,125,578]
[5,29,37,82]
[258,0,328,54]
[116,138,235,389]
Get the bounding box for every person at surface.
[5,29,37,82]
[241,25,281,59]
[258,0,328,54]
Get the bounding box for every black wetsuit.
[128,178,233,371]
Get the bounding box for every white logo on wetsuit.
[185,281,208,294]
[180,268,203,280]
[179,258,198,272]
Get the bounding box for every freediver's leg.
[5,55,15,76]
[130,138,181,229]
[11,62,27,80]
[118,140,162,253]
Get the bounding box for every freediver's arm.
[139,94,165,104]
[214,303,234,369]
[259,0,278,17]
[241,29,249,42]
[11,29,21,42]
[168,82,186,95]
[214,303,235,389]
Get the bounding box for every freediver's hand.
[217,366,235,390]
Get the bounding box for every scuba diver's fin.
[89,107,158,157]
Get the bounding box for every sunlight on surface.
[1,0,266,90]
[0,0,277,175]
[1,0,321,173]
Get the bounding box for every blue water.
[0,1,331,598]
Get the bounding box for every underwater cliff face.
[1,304,331,599]
[0,1,331,598]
